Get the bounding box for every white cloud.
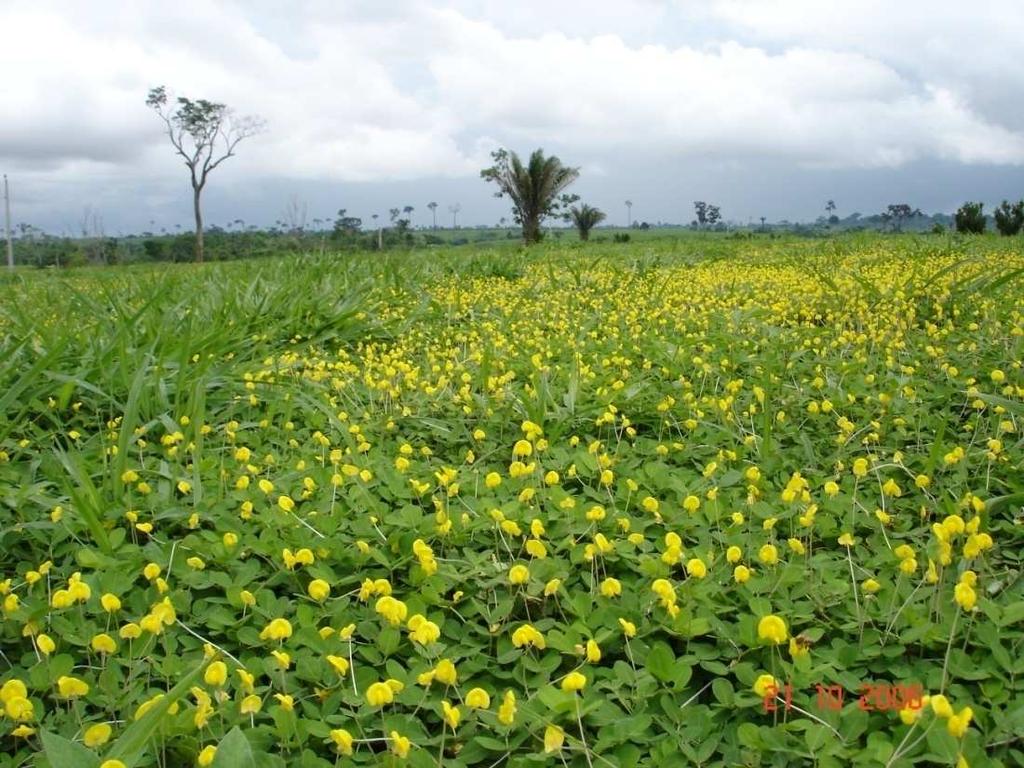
[430,14,1024,168]
[0,0,1021,229]
[709,0,1024,130]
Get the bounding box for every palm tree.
[448,203,461,229]
[625,200,633,228]
[427,201,438,229]
[481,148,579,245]
[570,204,606,241]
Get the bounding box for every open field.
[0,235,1022,768]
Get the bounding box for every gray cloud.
[1,0,1021,232]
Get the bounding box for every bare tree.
[146,86,264,262]
[283,194,307,234]
[881,203,921,233]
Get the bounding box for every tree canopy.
[481,148,579,244]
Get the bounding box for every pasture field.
[0,235,1022,768]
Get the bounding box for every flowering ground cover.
[0,235,1022,768]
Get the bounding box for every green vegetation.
[1,234,1023,767]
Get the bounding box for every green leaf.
[104,657,209,766]
[40,731,101,768]
[645,641,675,682]
[210,727,257,768]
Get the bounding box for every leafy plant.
[955,201,986,234]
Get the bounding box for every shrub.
[993,200,1024,236]
[954,202,986,234]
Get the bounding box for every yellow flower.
[240,694,262,714]
[37,633,56,656]
[686,558,708,579]
[274,693,294,711]
[4,696,33,721]
[497,689,517,725]
[57,675,89,698]
[862,578,881,593]
[619,618,637,637]
[930,694,954,718]
[466,687,490,709]
[682,495,701,513]
[307,579,330,602]
[758,544,778,565]
[329,728,354,755]
[881,478,902,497]
[84,723,112,747]
[544,578,562,596]
[204,661,228,687]
[100,593,122,613]
[838,532,855,547]
[947,707,973,738]
[600,578,622,597]
[899,703,923,725]
[390,731,411,758]
[91,633,117,655]
[734,565,751,583]
[726,546,742,563]
[561,671,587,692]
[753,674,778,698]
[757,615,788,644]
[586,639,601,663]
[271,650,291,670]
[954,582,976,611]
[327,655,349,676]
[259,618,293,641]
[544,724,565,753]
[441,700,461,729]
[511,622,546,650]
[0,679,27,703]
[852,458,869,477]
[100,762,128,768]
[407,616,441,645]
[508,565,530,585]
[375,596,408,626]
[366,681,394,707]
[525,539,547,558]
[197,745,217,766]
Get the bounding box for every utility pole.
[4,175,12,269]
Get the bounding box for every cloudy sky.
[2,0,1022,234]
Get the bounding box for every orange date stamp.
[763,682,924,713]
